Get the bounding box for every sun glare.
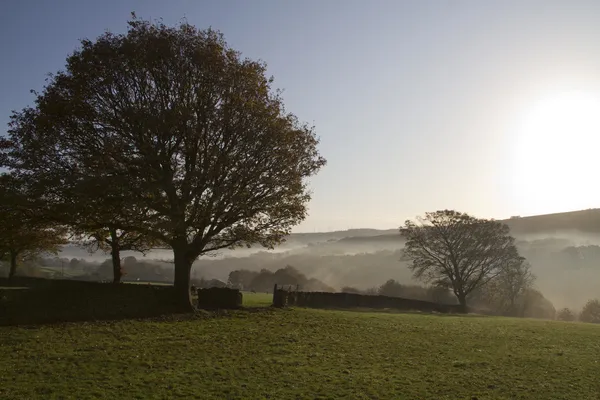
[511,91,600,215]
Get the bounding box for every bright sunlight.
[512,91,600,216]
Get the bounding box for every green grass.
[2,307,600,399]
[124,281,173,286]
[242,291,273,307]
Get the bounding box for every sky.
[2,0,600,232]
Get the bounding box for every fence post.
[273,283,282,307]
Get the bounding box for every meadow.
[1,288,600,399]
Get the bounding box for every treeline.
[556,300,600,323]
[226,266,335,293]
[0,257,173,284]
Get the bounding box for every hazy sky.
[3,0,600,232]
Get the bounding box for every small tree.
[0,174,67,281]
[400,210,526,312]
[3,15,325,309]
[579,299,600,323]
[74,227,159,284]
[472,260,535,316]
[556,308,576,322]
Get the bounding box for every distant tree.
[378,279,405,297]
[273,265,304,287]
[228,269,259,290]
[0,174,68,281]
[521,289,556,320]
[74,227,159,284]
[579,299,600,323]
[472,260,535,316]
[195,278,227,289]
[400,210,526,312]
[249,269,277,292]
[556,308,577,322]
[2,15,325,309]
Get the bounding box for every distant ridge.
[289,208,600,244]
[502,208,600,234]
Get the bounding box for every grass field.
[243,291,273,307]
[2,303,600,399]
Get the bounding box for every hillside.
[503,208,600,235]
[287,208,600,246]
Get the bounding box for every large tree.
[0,174,67,281]
[399,210,526,312]
[2,15,325,308]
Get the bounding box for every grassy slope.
[2,306,600,399]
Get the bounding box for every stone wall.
[273,286,464,313]
[197,287,242,309]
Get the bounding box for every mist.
[49,222,600,311]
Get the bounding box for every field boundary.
[272,284,464,313]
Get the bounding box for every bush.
[579,299,600,323]
[556,308,576,322]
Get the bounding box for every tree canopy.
[400,210,526,311]
[1,15,326,308]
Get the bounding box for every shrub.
[556,308,576,322]
[579,299,600,323]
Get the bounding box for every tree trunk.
[8,251,17,283]
[457,293,468,314]
[173,246,194,311]
[109,228,122,284]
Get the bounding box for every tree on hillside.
[0,174,67,281]
[399,210,526,312]
[1,14,325,308]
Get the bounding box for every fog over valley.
[41,209,600,311]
